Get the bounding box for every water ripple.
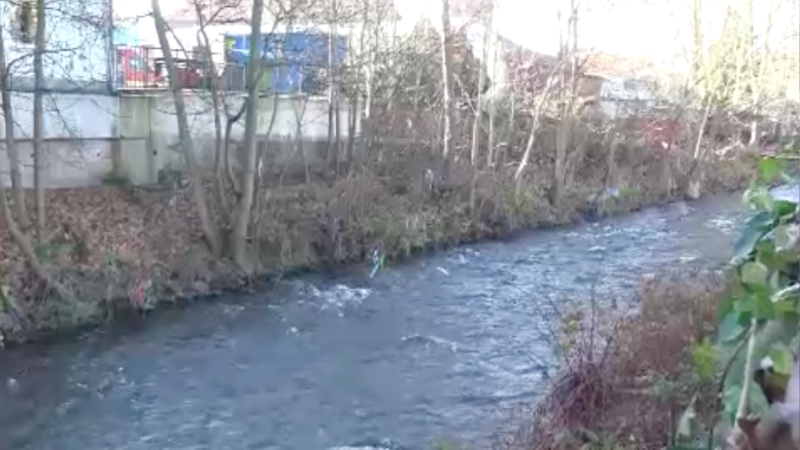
[0,195,748,450]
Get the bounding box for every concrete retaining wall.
[0,91,358,187]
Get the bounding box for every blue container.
[224,30,347,94]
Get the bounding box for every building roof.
[582,52,658,79]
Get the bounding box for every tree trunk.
[195,9,229,216]
[152,0,221,256]
[551,114,571,206]
[0,182,60,294]
[486,0,498,168]
[685,95,713,200]
[326,0,338,170]
[363,0,376,128]
[439,0,455,181]
[254,88,282,190]
[230,0,264,269]
[0,21,30,230]
[470,3,489,168]
[514,114,539,197]
[549,0,579,207]
[0,22,66,297]
[346,96,357,169]
[469,0,493,213]
[32,0,46,242]
[514,77,555,196]
[225,103,246,194]
[334,95,341,173]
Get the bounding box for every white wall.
[146,92,359,165]
[599,77,657,119]
[4,93,116,139]
[0,90,359,187]
[0,93,117,187]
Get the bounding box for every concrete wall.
[0,93,117,188]
[118,91,358,184]
[0,90,359,187]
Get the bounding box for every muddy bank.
[0,150,756,344]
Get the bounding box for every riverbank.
[0,147,756,344]
[498,272,731,450]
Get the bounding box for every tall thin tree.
[230,0,265,269]
[33,0,47,241]
[152,0,222,256]
[439,0,455,180]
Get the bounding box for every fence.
[115,45,248,91]
[114,42,340,95]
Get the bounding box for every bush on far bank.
[499,272,731,450]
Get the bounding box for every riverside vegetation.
[504,144,799,450]
[0,0,794,347]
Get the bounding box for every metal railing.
[114,45,330,94]
[114,45,248,91]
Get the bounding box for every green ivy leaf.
[693,338,717,380]
[756,241,786,273]
[719,296,735,320]
[752,292,775,320]
[745,185,775,212]
[741,261,769,288]
[759,157,783,183]
[733,211,775,262]
[773,200,799,218]
[769,343,795,375]
[718,310,746,343]
[723,381,771,422]
[773,300,799,319]
[774,224,799,253]
[723,384,742,420]
[735,297,754,325]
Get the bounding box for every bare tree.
[485,0,498,168]
[152,0,223,256]
[0,15,30,231]
[439,0,455,180]
[0,19,65,297]
[325,0,340,170]
[469,0,490,168]
[229,0,265,269]
[549,0,580,207]
[192,2,230,215]
[468,1,490,212]
[513,70,557,197]
[33,0,46,241]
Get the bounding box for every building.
[112,0,371,93]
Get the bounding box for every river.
[0,194,750,450]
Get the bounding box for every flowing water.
[0,195,751,450]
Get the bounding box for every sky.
[114,0,682,52]
[393,0,687,57]
[114,0,799,68]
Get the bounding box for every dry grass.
[502,272,730,450]
[0,133,753,341]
